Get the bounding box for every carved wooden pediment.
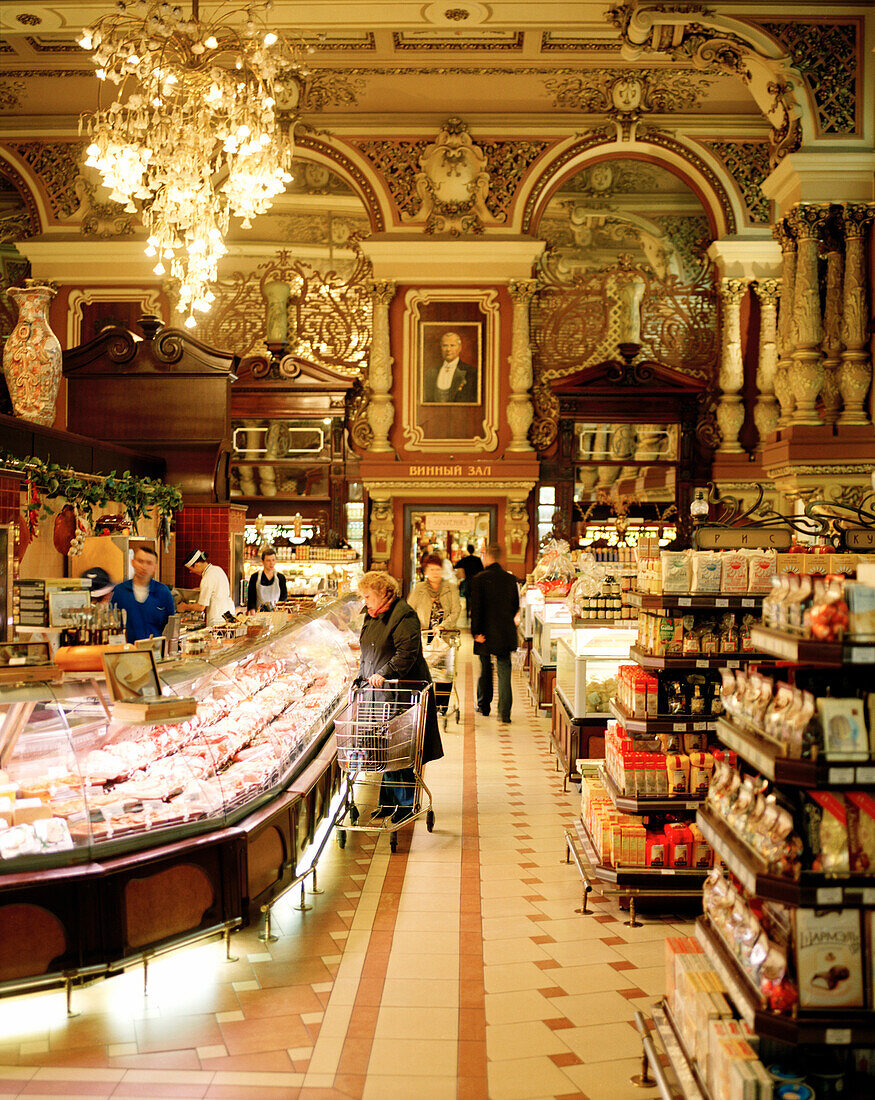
[62,315,239,378]
[235,352,358,391]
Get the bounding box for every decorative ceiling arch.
[0,146,46,238]
[295,133,389,234]
[521,131,740,241]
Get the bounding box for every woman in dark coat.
[357,570,443,823]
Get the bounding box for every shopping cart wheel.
[442,714,449,733]
[426,810,435,832]
[389,831,398,852]
[337,829,347,849]
[349,805,359,825]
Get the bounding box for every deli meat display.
[0,595,360,996]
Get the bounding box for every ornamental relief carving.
[543,68,714,138]
[355,126,548,229]
[703,141,771,225]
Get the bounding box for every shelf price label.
[678,597,692,607]
[726,660,740,669]
[673,722,687,732]
[856,767,875,784]
[851,646,875,664]
[716,598,729,608]
[863,888,875,905]
[696,659,709,668]
[816,887,843,906]
[825,1029,852,1045]
[828,768,855,785]
[742,599,755,608]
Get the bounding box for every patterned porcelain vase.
[3,282,62,426]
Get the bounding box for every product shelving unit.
[696,607,875,1068]
[629,646,755,671]
[609,699,718,738]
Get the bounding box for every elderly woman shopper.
[409,553,460,637]
[357,570,443,823]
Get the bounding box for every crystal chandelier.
[79,1,308,327]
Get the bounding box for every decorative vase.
[2,282,62,426]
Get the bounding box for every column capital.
[772,218,796,252]
[841,202,875,238]
[752,278,781,307]
[507,278,538,303]
[366,279,396,306]
[719,277,750,305]
[787,203,830,241]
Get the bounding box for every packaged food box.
[794,907,864,1008]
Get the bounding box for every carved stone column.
[838,203,875,425]
[365,280,396,453]
[506,279,538,452]
[716,278,749,453]
[752,278,780,444]
[820,244,844,424]
[773,219,796,427]
[788,203,829,425]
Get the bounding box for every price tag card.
[816,886,843,905]
[742,599,755,608]
[660,869,674,875]
[696,659,709,668]
[851,646,875,664]
[716,598,729,608]
[863,888,875,905]
[694,723,708,731]
[856,767,875,784]
[678,597,692,607]
[727,660,740,669]
[685,802,700,811]
[673,722,687,732]
[826,1029,852,1045]
[828,768,855,785]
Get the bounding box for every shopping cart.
[422,628,460,732]
[334,680,435,852]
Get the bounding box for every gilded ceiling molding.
[24,37,82,53]
[541,33,622,53]
[4,140,85,220]
[754,20,858,136]
[392,31,524,50]
[702,140,771,225]
[606,1,803,167]
[0,70,89,79]
[0,79,26,110]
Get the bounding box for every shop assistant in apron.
[246,546,288,612]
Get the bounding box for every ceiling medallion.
[78,0,313,327]
[424,2,489,26]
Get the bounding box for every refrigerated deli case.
[0,595,361,994]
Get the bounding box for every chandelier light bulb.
[79,0,304,319]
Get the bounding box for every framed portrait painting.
[403,289,499,452]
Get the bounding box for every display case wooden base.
[528,650,555,712]
[551,688,606,784]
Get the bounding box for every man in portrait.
[422,331,479,404]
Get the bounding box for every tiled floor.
[0,640,694,1099]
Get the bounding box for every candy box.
[794,907,864,1009]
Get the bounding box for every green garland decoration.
[0,452,183,547]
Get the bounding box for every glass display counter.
[522,586,545,640]
[0,595,361,873]
[556,624,637,720]
[532,602,573,666]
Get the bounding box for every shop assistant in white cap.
[178,550,236,627]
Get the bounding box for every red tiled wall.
[175,505,233,578]
[0,476,22,526]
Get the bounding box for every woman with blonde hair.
[356,570,443,822]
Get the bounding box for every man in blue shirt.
[111,545,176,643]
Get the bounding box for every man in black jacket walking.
[468,543,520,724]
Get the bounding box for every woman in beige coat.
[409,553,461,636]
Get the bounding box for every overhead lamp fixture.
[79,0,311,328]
